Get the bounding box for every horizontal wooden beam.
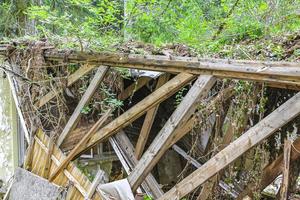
[158,92,300,200]
[40,50,300,87]
[112,131,164,198]
[2,45,300,88]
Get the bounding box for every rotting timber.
[1,41,300,199]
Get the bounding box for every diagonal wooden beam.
[112,131,164,199]
[158,92,300,200]
[49,109,112,182]
[77,73,195,155]
[56,66,109,146]
[35,64,97,108]
[135,74,170,159]
[128,75,216,191]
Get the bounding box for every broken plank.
[35,64,97,108]
[56,66,109,146]
[135,73,170,159]
[128,75,216,191]
[80,73,195,155]
[49,109,112,182]
[158,92,300,200]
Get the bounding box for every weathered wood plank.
[128,75,216,191]
[49,109,112,182]
[279,139,292,200]
[35,64,97,108]
[135,74,170,159]
[158,92,300,200]
[56,66,109,146]
[41,50,300,87]
[79,73,194,155]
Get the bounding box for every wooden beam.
[49,109,112,182]
[112,131,164,198]
[118,77,151,100]
[158,92,300,200]
[35,64,97,108]
[79,73,194,155]
[56,66,109,146]
[41,50,300,87]
[279,139,292,200]
[128,75,216,191]
[135,74,170,159]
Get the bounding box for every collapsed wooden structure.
[1,41,300,199]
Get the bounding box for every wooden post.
[49,109,112,182]
[280,139,292,200]
[128,75,216,191]
[56,66,109,146]
[135,74,170,159]
[158,92,300,200]
[79,73,195,155]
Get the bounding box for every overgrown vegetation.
[0,0,299,54]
